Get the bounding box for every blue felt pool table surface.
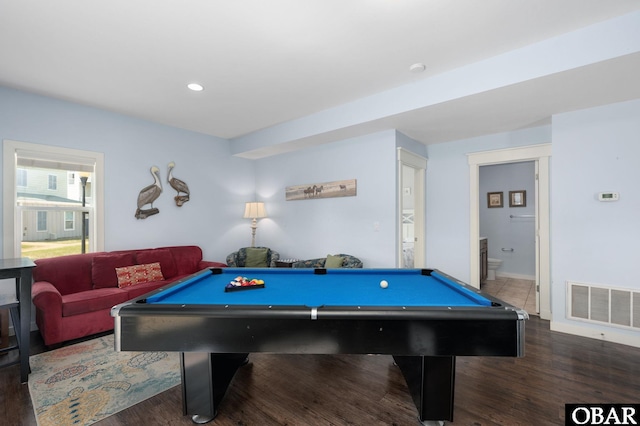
[145,268,492,308]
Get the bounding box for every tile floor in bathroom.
[482,276,537,315]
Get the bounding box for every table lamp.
[243,202,267,247]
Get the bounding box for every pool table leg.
[392,355,455,424]
[181,352,249,423]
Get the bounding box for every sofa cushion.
[124,278,175,299]
[116,262,164,288]
[136,248,178,279]
[167,246,203,275]
[292,254,363,269]
[325,254,344,268]
[34,253,96,295]
[92,253,136,288]
[62,288,129,317]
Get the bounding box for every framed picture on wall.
[487,192,503,208]
[509,190,526,207]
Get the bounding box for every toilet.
[487,258,502,280]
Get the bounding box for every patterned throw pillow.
[115,262,164,288]
[92,253,136,288]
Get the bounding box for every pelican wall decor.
[167,161,190,206]
[135,165,163,219]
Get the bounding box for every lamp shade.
[243,202,267,219]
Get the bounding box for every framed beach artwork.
[286,179,357,201]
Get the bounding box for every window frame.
[36,211,48,232]
[2,139,105,257]
[16,168,27,187]
[64,211,75,231]
[48,174,57,190]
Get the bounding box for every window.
[3,140,105,259]
[64,211,75,231]
[17,169,27,187]
[37,211,47,232]
[48,174,57,190]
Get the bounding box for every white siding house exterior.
[17,167,92,242]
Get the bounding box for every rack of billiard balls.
[225,276,265,292]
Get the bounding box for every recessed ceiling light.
[409,63,426,73]
[187,83,204,92]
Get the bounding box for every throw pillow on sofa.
[116,262,164,288]
[325,254,344,268]
[136,248,178,278]
[92,253,136,288]
[245,247,269,267]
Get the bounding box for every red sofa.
[32,245,225,346]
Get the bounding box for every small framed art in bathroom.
[487,192,503,208]
[509,190,526,207]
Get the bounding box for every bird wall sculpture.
[135,166,163,219]
[167,161,190,206]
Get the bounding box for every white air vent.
[567,281,640,330]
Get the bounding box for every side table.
[0,258,36,383]
[275,260,297,268]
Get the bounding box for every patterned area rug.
[28,334,180,426]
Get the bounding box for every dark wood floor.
[1,316,639,425]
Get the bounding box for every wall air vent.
[567,281,640,330]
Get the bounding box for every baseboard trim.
[550,320,640,349]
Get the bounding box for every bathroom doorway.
[468,144,551,320]
[479,161,536,314]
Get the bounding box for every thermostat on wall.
[597,192,619,202]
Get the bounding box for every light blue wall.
[396,131,428,158]
[551,98,640,337]
[479,162,536,278]
[425,126,551,281]
[253,130,398,267]
[0,86,253,262]
[3,84,639,343]
[424,99,639,342]
[1,87,409,268]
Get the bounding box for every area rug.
[28,334,180,426]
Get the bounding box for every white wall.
[0,86,252,262]
[551,98,640,343]
[253,130,398,267]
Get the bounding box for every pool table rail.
[111,267,527,425]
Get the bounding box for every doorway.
[468,144,551,320]
[397,148,427,268]
[480,161,537,313]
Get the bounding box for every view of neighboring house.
[16,166,92,242]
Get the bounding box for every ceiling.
[2,1,640,153]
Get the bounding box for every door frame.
[397,148,427,268]
[468,144,551,320]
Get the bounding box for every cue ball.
[380,280,388,289]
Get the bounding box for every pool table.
[112,267,527,425]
